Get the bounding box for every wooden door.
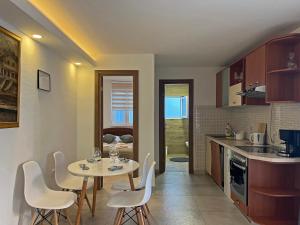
[216,71,222,108]
[211,141,222,186]
[245,45,266,89]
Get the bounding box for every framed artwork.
[0,26,21,128]
[37,70,51,91]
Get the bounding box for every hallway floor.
[64,171,251,225]
[166,153,189,172]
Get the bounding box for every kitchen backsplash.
[194,103,300,173]
[229,103,300,144]
[194,106,231,173]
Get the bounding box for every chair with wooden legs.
[23,161,76,225]
[53,151,94,213]
[111,153,151,191]
[107,162,156,225]
[111,153,151,214]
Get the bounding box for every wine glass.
[93,147,101,161]
[109,144,119,164]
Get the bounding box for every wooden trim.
[95,70,139,167]
[0,26,21,129]
[158,79,194,174]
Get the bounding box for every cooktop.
[235,145,283,154]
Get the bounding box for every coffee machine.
[278,129,300,157]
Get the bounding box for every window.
[111,82,133,126]
[165,96,188,119]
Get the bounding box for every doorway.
[159,79,194,174]
[95,70,139,164]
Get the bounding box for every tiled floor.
[166,153,189,172]
[64,171,251,225]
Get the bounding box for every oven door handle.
[232,161,247,171]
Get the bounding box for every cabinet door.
[211,141,222,186]
[216,71,222,108]
[245,45,266,89]
[206,138,212,175]
[229,83,242,106]
[222,68,229,106]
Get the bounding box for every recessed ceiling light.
[32,34,43,39]
[74,62,82,66]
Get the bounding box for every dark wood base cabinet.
[231,191,248,216]
[210,141,222,187]
[248,160,300,225]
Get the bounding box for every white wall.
[154,66,220,170]
[0,19,78,225]
[77,54,155,167]
[103,79,112,128]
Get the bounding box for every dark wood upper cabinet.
[266,34,300,102]
[230,59,245,86]
[245,45,266,89]
[216,69,229,107]
[216,71,223,108]
[216,33,300,107]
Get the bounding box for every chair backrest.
[138,153,151,188]
[141,161,156,205]
[23,161,49,207]
[53,151,69,188]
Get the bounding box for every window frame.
[111,81,133,127]
[165,96,188,119]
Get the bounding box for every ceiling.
[0,0,95,66]
[28,0,300,66]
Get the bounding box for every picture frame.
[37,69,51,92]
[0,26,21,128]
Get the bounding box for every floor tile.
[60,161,250,225]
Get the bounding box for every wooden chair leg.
[64,208,73,225]
[117,208,125,225]
[137,207,145,225]
[113,209,121,225]
[145,204,150,214]
[113,208,123,225]
[75,178,88,225]
[53,210,59,225]
[31,208,37,225]
[142,206,150,225]
[40,209,45,225]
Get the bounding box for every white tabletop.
[68,158,139,177]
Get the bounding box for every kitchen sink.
[210,135,235,140]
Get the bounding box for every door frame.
[95,70,139,164]
[159,79,194,174]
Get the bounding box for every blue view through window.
[112,110,133,125]
[165,96,188,119]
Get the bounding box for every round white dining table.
[68,158,139,225]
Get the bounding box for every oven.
[230,153,248,205]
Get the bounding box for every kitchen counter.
[207,135,300,163]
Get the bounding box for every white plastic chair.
[23,161,76,225]
[53,151,94,212]
[111,153,151,191]
[107,162,156,225]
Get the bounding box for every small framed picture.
[37,70,51,91]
